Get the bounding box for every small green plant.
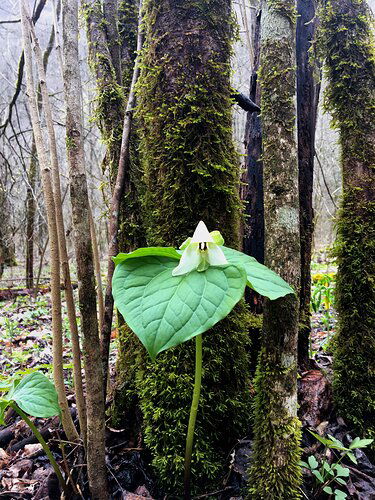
[300,431,373,499]
[112,221,294,497]
[0,372,68,496]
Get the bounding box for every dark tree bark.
[296,0,321,367]
[243,9,263,267]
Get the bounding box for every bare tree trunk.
[62,1,108,497]
[89,209,104,332]
[20,0,78,444]
[27,14,85,443]
[248,0,302,498]
[296,0,321,368]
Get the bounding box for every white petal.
[172,243,201,276]
[191,221,213,243]
[207,242,228,266]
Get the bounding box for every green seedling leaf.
[7,372,60,418]
[323,486,333,495]
[347,451,357,464]
[349,438,374,449]
[335,477,347,486]
[312,469,324,483]
[113,247,181,266]
[334,465,350,477]
[334,489,347,499]
[308,455,319,469]
[327,434,348,451]
[309,430,334,447]
[299,461,310,468]
[113,256,247,359]
[222,247,294,300]
[323,461,334,476]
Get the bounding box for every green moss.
[113,302,256,495]
[319,0,375,450]
[136,0,241,248]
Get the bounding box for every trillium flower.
[172,221,228,276]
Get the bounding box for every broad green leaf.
[113,256,247,359]
[334,465,349,477]
[113,247,181,266]
[334,489,347,499]
[349,437,373,449]
[308,455,319,469]
[221,247,294,300]
[8,372,60,418]
[323,486,333,495]
[312,469,324,483]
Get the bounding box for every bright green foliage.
[113,256,247,359]
[319,0,375,449]
[0,372,60,424]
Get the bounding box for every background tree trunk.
[248,1,302,498]
[322,0,375,446]
[296,0,321,367]
[116,0,254,494]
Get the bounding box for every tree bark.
[62,1,108,497]
[25,139,37,289]
[296,0,321,368]
[322,0,375,446]
[248,1,302,498]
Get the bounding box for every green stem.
[184,334,203,500]
[10,403,69,497]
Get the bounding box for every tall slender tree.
[321,0,375,443]
[248,0,302,498]
[62,0,108,497]
[117,0,254,494]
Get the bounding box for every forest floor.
[0,264,375,499]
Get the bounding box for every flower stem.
[184,334,203,499]
[10,403,69,497]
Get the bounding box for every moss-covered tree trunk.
[321,0,375,444]
[248,0,302,498]
[116,0,253,495]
